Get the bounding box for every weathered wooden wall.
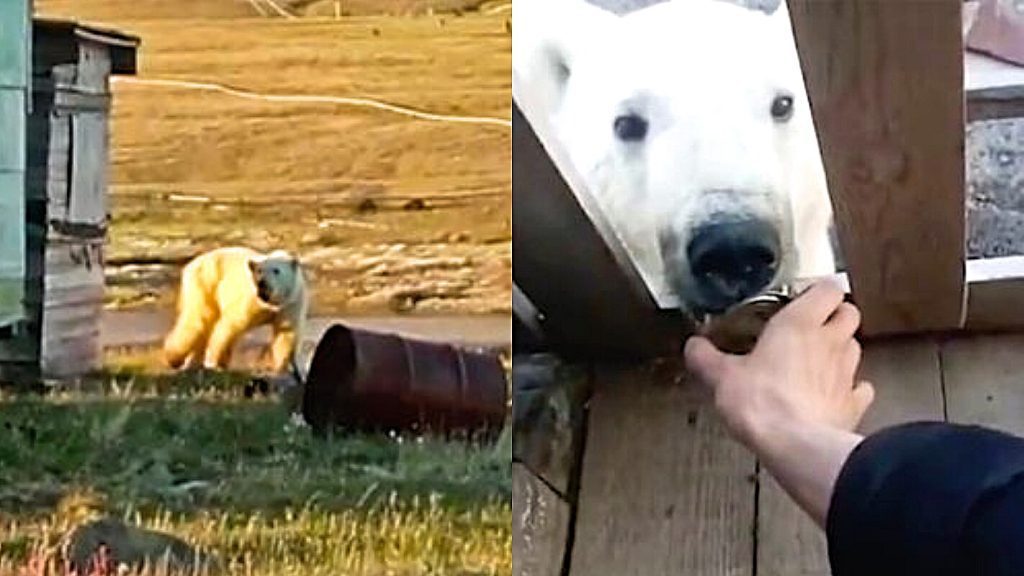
[28,32,118,378]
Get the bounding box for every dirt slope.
[35,1,512,316]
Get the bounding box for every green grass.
[0,367,512,575]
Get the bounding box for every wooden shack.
[0,16,139,381]
[513,2,1024,575]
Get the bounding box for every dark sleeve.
[827,422,1024,576]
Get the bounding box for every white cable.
[113,77,512,128]
[245,0,269,17]
[484,3,512,14]
[259,0,299,19]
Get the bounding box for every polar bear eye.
[771,94,794,122]
[613,113,649,142]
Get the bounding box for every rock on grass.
[65,518,220,575]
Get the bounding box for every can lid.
[698,291,792,355]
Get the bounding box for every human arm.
[684,281,873,527]
[686,281,1024,575]
[826,421,1024,576]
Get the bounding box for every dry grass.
[0,364,512,575]
[1,503,511,575]
[35,0,506,21]
[34,1,512,315]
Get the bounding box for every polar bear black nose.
[686,220,781,312]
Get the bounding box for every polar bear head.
[514,0,835,314]
[249,250,303,307]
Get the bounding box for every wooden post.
[787,0,967,336]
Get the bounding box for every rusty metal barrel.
[301,324,508,437]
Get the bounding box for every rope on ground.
[112,77,512,129]
[245,0,269,17]
[258,0,299,19]
[484,3,512,14]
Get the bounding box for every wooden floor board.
[514,462,572,576]
[570,365,756,576]
[943,334,1024,436]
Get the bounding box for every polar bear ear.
[248,258,260,276]
[512,0,617,116]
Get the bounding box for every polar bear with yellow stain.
[163,247,309,373]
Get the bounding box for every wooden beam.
[787,0,967,336]
[968,85,1024,122]
[795,257,1024,334]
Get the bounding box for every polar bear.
[163,247,309,373]
[513,0,836,314]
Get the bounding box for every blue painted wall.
[0,0,29,326]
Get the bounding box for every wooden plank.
[54,90,111,113]
[39,111,72,223]
[857,340,946,434]
[41,344,100,378]
[571,364,755,576]
[69,111,109,226]
[75,41,113,94]
[43,242,104,294]
[943,334,1024,436]
[41,297,102,377]
[968,94,1024,123]
[801,257,1024,333]
[787,0,966,336]
[513,463,571,576]
[755,340,944,576]
[964,256,1024,332]
[40,241,104,377]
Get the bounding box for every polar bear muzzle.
[660,216,781,314]
[249,256,299,307]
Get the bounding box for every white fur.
[513,0,835,310]
[163,246,309,373]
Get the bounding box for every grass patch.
[1,504,510,575]
[0,366,511,575]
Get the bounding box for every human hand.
[684,281,875,450]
